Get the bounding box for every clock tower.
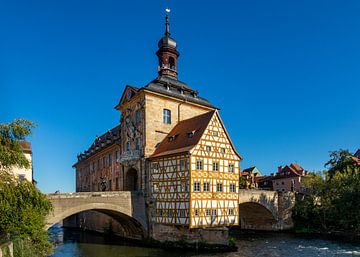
[156,14,179,79]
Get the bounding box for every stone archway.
[238,202,278,230]
[46,202,146,239]
[125,168,138,191]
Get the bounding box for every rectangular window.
[195,209,199,216]
[135,110,141,124]
[18,174,25,181]
[220,148,226,153]
[203,182,210,192]
[136,137,141,151]
[212,131,218,136]
[115,150,119,162]
[196,160,202,170]
[108,179,112,191]
[181,182,188,192]
[230,183,236,193]
[205,209,211,216]
[229,164,235,173]
[179,210,185,218]
[108,153,112,166]
[116,177,119,190]
[97,159,100,170]
[159,209,163,217]
[205,146,211,151]
[126,141,131,152]
[180,160,186,171]
[194,182,200,192]
[211,209,217,216]
[163,109,171,124]
[228,208,234,215]
[216,183,223,192]
[213,162,219,171]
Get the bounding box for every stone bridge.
[238,190,295,231]
[46,191,147,239]
[46,190,294,239]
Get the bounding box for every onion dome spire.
[156,8,180,79]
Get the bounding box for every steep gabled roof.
[355,149,360,158]
[273,163,306,179]
[114,85,140,110]
[150,111,215,158]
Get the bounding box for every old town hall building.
[74,15,242,230]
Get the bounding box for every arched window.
[168,57,175,70]
[163,109,171,124]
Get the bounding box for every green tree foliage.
[0,118,53,256]
[0,118,35,170]
[293,150,360,234]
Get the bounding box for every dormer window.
[163,109,171,124]
[187,130,196,138]
[168,135,177,142]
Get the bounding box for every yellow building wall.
[189,112,240,228]
[144,92,213,157]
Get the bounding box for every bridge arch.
[238,202,278,230]
[47,202,145,239]
[46,192,147,239]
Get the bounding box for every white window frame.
[203,182,210,192]
[216,183,223,192]
[194,182,200,192]
[196,160,202,170]
[229,164,235,172]
[228,208,234,215]
[205,209,211,216]
[213,162,219,171]
[163,109,171,124]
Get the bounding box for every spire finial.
[165,8,171,36]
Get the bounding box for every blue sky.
[1,0,359,193]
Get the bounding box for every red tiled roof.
[240,171,250,176]
[273,163,305,179]
[150,111,215,158]
[242,167,256,173]
[351,156,360,166]
[19,141,32,154]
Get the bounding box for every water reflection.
[49,227,360,257]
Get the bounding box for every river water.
[49,227,360,257]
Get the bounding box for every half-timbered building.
[150,110,241,228]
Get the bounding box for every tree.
[294,149,360,234]
[0,118,53,256]
[325,149,359,179]
[0,118,35,170]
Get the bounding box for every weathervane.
[165,6,171,36]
